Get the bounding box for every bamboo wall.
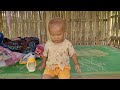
[0,11,120,46]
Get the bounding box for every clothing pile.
[0,34,44,68]
[1,37,39,54]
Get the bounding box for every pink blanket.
[0,46,24,67]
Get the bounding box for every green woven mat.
[0,58,44,79]
[1,46,120,79]
[72,45,120,76]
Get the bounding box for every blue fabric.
[1,37,39,54]
[0,32,4,45]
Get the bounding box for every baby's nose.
[54,36,58,39]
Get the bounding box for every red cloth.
[35,44,44,58]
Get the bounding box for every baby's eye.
[51,35,55,36]
[58,34,62,35]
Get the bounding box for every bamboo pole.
[93,11,96,45]
[37,11,41,42]
[76,11,80,45]
[85,11,90,45]
[115,11,119,37]
[96,11,99,45]
[99,11,102,45]
[101,11,105,45]
[81,11,86,45]
[112,11,115,36]
[67,11,71,42]
[79,11,82,45]
[45,11,51,41]
[106,11,111,45]
[77,12,80,45]
[0,11,2,32]
[118,11,120,31]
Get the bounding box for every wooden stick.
[0,11,2,32]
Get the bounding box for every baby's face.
[49,25,65,44]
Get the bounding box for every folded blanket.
[0,46,24,67]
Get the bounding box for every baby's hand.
[39,63,46,71]
[75,63,81,73]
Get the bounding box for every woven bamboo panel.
[0,11,119,46]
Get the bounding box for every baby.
[39,17,81,79]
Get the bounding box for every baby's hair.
[48,17,65,31]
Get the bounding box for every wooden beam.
[45,11,51,40]
[0,11,2,32]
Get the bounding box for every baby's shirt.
[43,39,76,70]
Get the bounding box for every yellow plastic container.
[26,55,36,72]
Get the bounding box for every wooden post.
[0,11,2,32]
[107,11,111,45]
[85,11,90,45]
[93,11,97,45]
[45,11,51,40]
